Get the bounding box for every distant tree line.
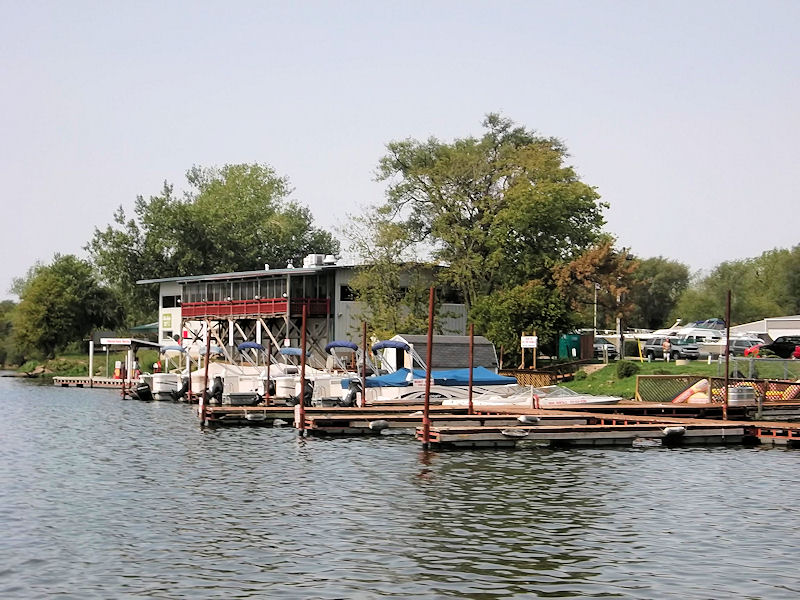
[4,117,799,365]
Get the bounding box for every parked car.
[747,336,800,359]
[593,337,618,359]
[728,338,765,357]
[642,336,700,361]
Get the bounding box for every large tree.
[375,114,606,310]
[552,239,639,333]
[349,114,606,359]
[672,247,800,325]
[627,256,690,329]
[13,255,122,358]
[88,163,339,323]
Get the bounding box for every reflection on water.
[1,375,799,598]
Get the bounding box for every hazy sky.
[2,1,798,300]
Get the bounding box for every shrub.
[616,360,641,379]
[574,370,587,380]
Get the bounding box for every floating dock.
[53,376,128,389]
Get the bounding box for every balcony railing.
[181,297,330,319]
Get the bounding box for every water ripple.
[1,376,799,598]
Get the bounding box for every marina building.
[137,254,467,361]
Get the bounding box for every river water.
[1,375,799,599]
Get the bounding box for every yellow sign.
[162,313,172,328]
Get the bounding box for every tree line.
[4,115,799,365]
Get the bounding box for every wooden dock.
[53,376,129,389]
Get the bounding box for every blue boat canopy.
[199,345,224,355]
[279,347,303,356]
[342,366,515,388]
[371,340,410,353]
[159,345,186,353]
[237,342,265,351]
[325,340,359,353]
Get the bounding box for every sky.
[2,0,798,300]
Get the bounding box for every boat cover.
[372,340,410,353]
[342,366,516,388]
[279,347,303,356]
[160,345,186,353]
[325,340,358,353]
[237,342,265,351]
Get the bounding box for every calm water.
[1,375,799,599]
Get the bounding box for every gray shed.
[388,334,500,372]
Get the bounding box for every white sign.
[100,337,132,346]
[521,335,538,349]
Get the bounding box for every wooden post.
[520,331,526,369]
[200,320,211,426]
[467,323,474,415]
[723,290,731,421]
[533,330,537,370]
[297,304,308,433]
[361,321,368,407]
[265,339,271,406]
[422,286,435,448]
[88,340,94,388]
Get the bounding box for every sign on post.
[520,335,538,349]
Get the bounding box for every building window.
[162,295,181,308]
[340,285,356,301]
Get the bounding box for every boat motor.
[208,376,224,404]
[340,378,362,407]
[170,377,190,402]
[288,379,314,406]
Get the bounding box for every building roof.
[136,264,344,285]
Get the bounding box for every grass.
[564,356,800,400]
[564,360,723,400]
[16,349,162,379]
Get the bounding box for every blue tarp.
[342,366,515,389]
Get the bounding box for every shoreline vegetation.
[6,351,741,400]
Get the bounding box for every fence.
[713,357,800,381]
[636,374,800,403]
[501,360,589,387]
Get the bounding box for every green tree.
[0,300,17,365]
[345,212,441,339]
[471,281,574,366]
[375,114,606,310]
[627,256,690,329]
[671,259,780,325]
[13,255,122,359]
[88,163,339,324]
[352,114,606,350]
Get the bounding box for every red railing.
[181,298,330,319]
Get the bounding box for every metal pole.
[723,290,731,421]
[593,283,598,339]
[297,304,307,433]
[468,323,474,415]
[361,321,367,407]
[422,286,435,448]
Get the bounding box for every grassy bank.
[14,349,162,379]
[563,360,723,400]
